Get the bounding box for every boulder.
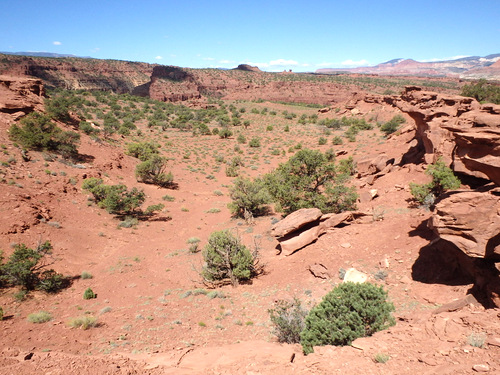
[430,189,500,259]
[271,208,322,238]
[276,211,366,255]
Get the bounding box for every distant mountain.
[316,54,500,80]
[0,51,83,58]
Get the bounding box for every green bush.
[82,178,146,215]
[9,112,80,158]
[228,177,271,218]
[135,155,174,187]
[269,298,308,344]
[249,137,261,147]
[0,241,68,293]
[201,230,260,286]
[83,287,96,300]
[218,127,233,139]
[126,141,159,161]
[264,149,357,215]
[301,282,395,354]
[332,136,343,145]
[0,306,3,320]
[410,158,460,205]
[380,114,406,136]
[318,137,327,145]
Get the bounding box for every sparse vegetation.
[410,158,460,206]
[300,282,395,354]
[461,79,500,104]
[380,114,406,136]
[27,311,53,324]
[69,315,98,330]
[135,155,174,187]
[201,230,261,287]
[0,241,68,293]
[269,298,308,344]
[264,149,358,215]
[9,112,80,158]
[83,287,96,299]
[228,177,271,218]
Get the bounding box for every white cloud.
[91,47,100,53]
[341,59,369,67]
[219,59,234,64]
[53,41,61,46]
[155,56,163,60]
[269,59,299,66]
[202,57,215,61]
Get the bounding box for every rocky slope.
[0,75,499,374]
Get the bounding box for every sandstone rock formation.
[233,64,261,72]
[0,75,45,123]
[430,188,500,260]
[393,86,500,184]
[390,86,500,307]
[272,209,366,256]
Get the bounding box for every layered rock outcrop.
[392,86,500,307]
[0,75,45,123]
[393,86,500,184]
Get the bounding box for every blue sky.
[1,0,498,72]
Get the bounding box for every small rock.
[343,268,368,283]
[340,242,352,248]
[309,263,330,279]
[472,364,490,372]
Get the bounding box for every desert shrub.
[27,311,53,323]
[374,353,390,363]
[225,165,239,177]
[237,134,247,144]
[380,114,406,136]
[82,178,146,215]
[410,158,460,206]
[145,203,165,215]
[0,241,68,293]
[79,121,99,135]
[249,137,261,147]
[83,287,96,300]
[268,298,308,344]
[45,95,75,122]
[81,271,93,279]
[264,149,357,215]
[332,136,343,145]
[318,137,327,145]
[300,282,395,354]
[218,127,233,139]
[37,269,69,293]
[201,230,261,286]
[228,177,271,218]
[135,155,174,187]
[0,306,3,320]
[126,141,159,161]
[461,79,500,104]
[187,237,201,253]
[9,112,80,158]
[69,315,98,330]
